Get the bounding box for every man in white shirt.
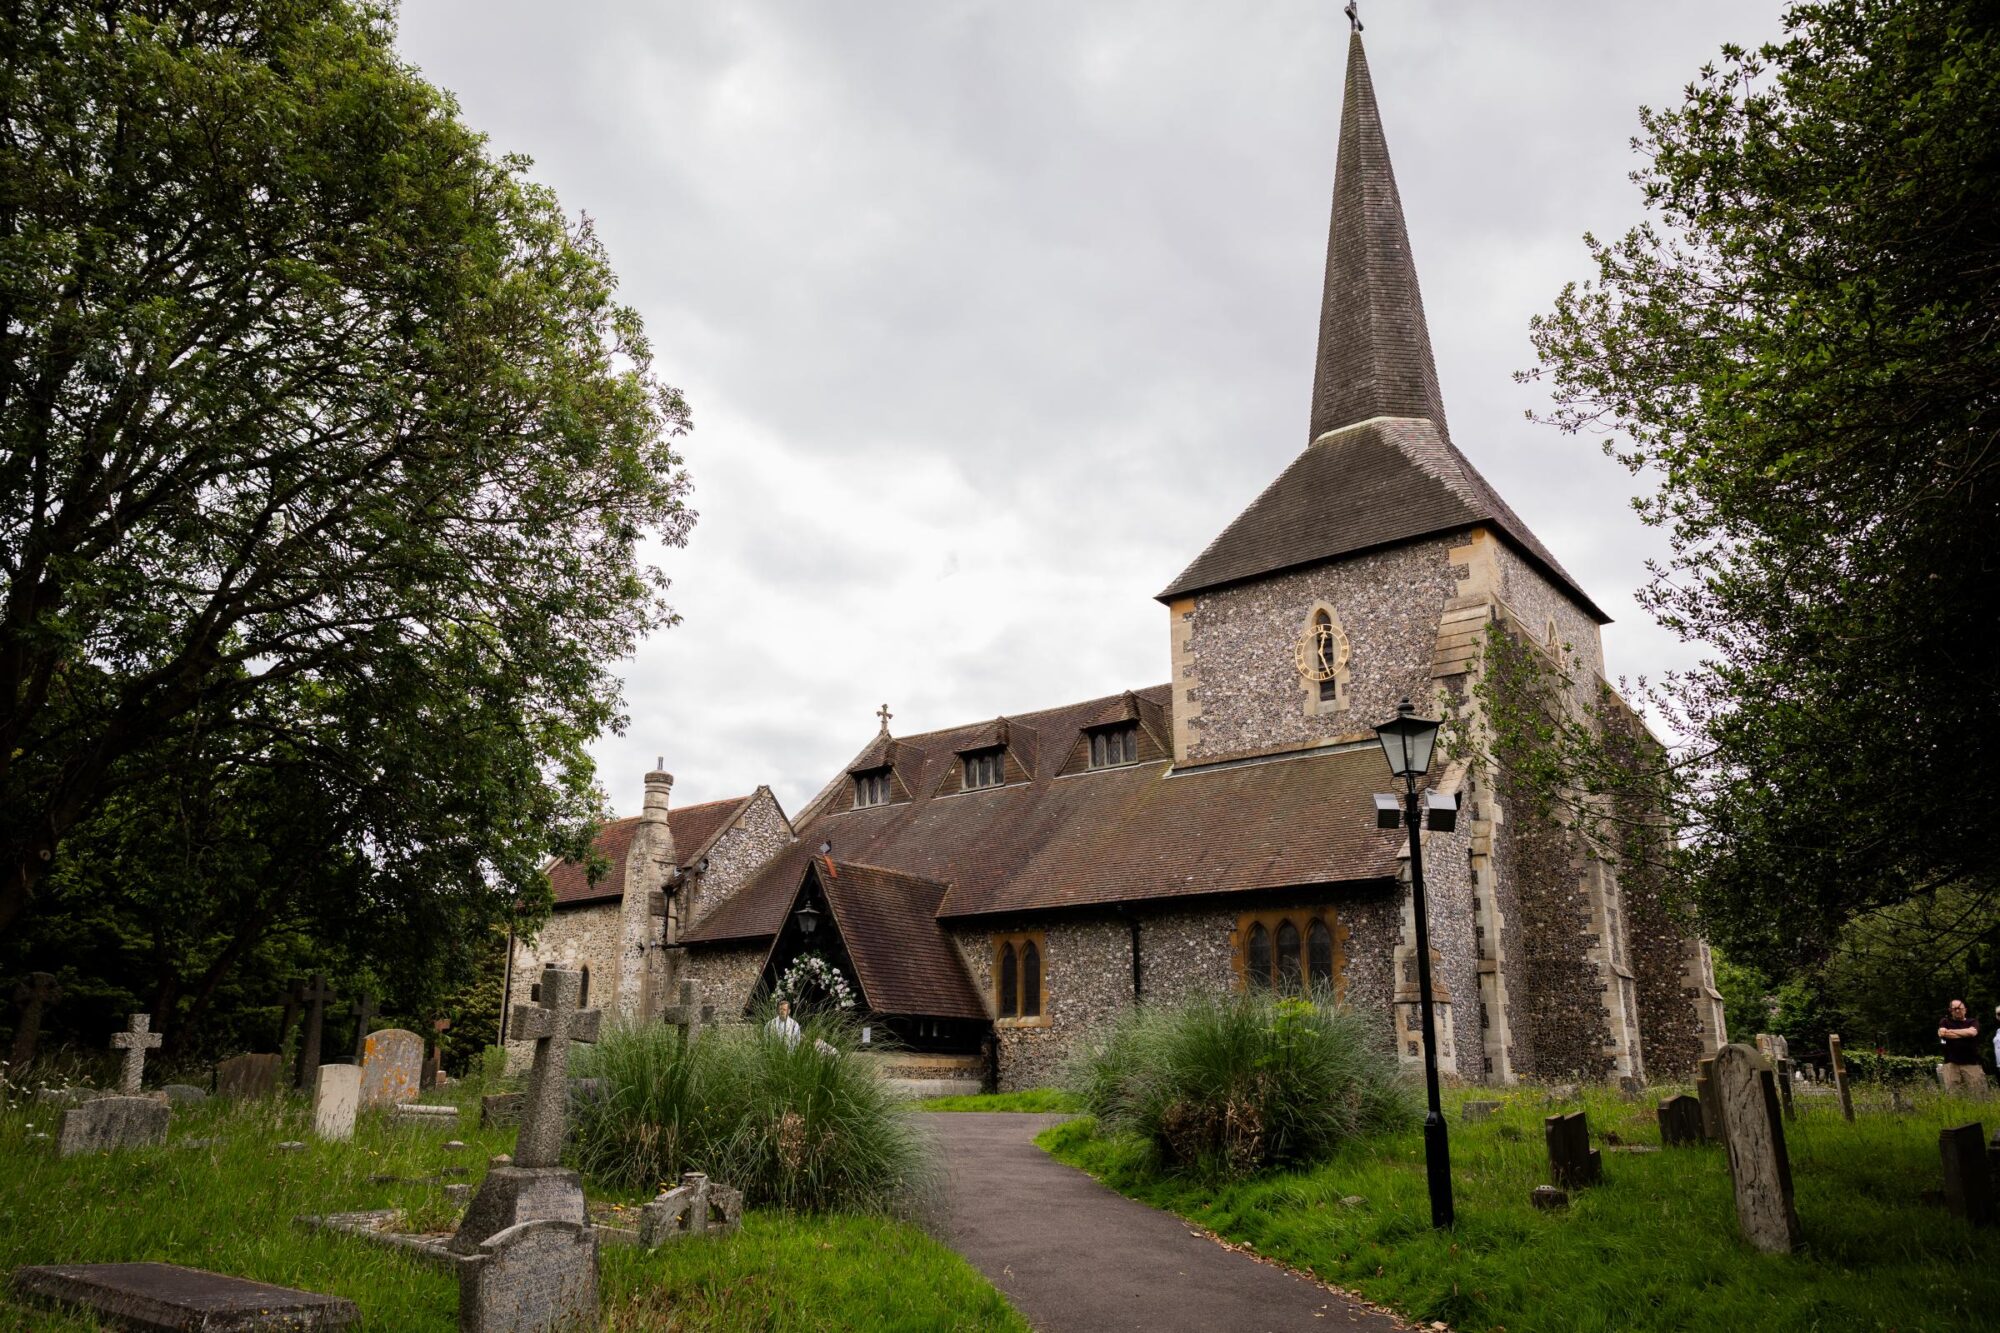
[766,999,802,1049]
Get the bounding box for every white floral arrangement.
[774,953,857,1011]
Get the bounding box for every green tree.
[0,1,691,939]
[1522,0,2000,970]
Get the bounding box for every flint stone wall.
[678,943,769,1024]
[683,792,795,934]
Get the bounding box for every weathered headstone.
[389,1103,459,1129]
[1530,1184,1568,1210]
[1544,1111,1602,1189]
[1460,1100,1501,1123]
[348,992,380,1062]
[297,973,335,1090]
[11,1262,357,1331]
[56,1096,169,1158]
[1939,1122,1993,1226]
[1617,1075,1644,1100]
[313,1064,361,1142]
[1657,1094,1705,1148]
[1829,1033,1855,1123]
[1695,1056,1722,1141]
[159,1084,208,1105]
[457,1219,598,1333]
[358,1028,423,1109]
[449,966,599,1256]
[1775,1058,1796,1120]
[214,1052,285,1100]
[1713,1042,1802,1254]
[638,1172,743,1246]
[111,1014,164,1095]
[482,1092,524,1129]
[8,971,60,1067]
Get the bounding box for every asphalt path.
[931,1112,1412,1333]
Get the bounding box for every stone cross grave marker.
[1714,1042,1802,1254]
[296,973,335,1090]
[358,1028,423,1109]
[56,1096,169,1158]
[9,971,60,1066]
[277,981,303,1057]
[1939,1122,1993,1226]
[1694,1056,1724,1141]
[639,1172,744,1246]
[1828,1033,1855,1122]
[313,1064,361,1142]
[348,993,379,1061]
[1544,1111,1602,1189]
[457,1218,598,1333]
[662,978,697,1041]
[450,966,599,1256]
[1657,1094,1705,1148]
[111,1014,163,1095]
[422,1017,451,1089]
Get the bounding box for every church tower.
[1159,20,1721,1082]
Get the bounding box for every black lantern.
[795,899,821,937]
[1373,698,1440,778]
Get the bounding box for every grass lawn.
[0,1084,1024,1332]
[1042,1081,2000,1333]
[912,1088,1079,1113]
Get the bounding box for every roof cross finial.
[876,703,893,734]
[1344,1,1363,33]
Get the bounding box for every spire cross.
[876,703,893,733]
[510,966,602,1167]
[110,1013,163,1094]
[1344,1,1363,33]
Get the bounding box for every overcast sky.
[394,0,1789,818]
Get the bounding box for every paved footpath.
[932,1113,1412,1333]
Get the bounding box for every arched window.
[1307,919,1334,992]
[578,966,591,1008]
[1022,942,1042,1019]
[1246,923,1272,989]
[1276,920,1303,991]
[999,943,1018,1018]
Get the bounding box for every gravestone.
[214,1052,285,1100]
[457,1219,598,1333]
[1828,1033,1856,1123]
[358,1028,423,1109]
[277,980,303,1059]
[1460,1100,1501,1123]
[111,1014,163,1094]
[1713,1043,1802,1254]
[1775,1058,1796,1120]
[9,971,60,1067]
[1617,1075,1644,1100]
[1657,1094,1705,1148]
[661,978,698,1042]
[348,993,380,1062]
[423,1017,451,1089]
[12,1262,357,1331]
[450,966,599,1256]
[159,1084,208,1105]
[313,1064,361,1142]
[482,1092,524,1129]
[1544,1111,1602,1189]
[1530,1185,1567,1210]
[389,1103,459,1129]
[56,1096,169,1158]
[1939,1122,1993,1226]
[1695,1056,1722,1141]
[638,1172,744,1246]
[297,973,335,1090]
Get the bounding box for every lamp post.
[1374,697,1456,1230]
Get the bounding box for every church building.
[509,28,1727,1089]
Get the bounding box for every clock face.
[1296,612,1348,683]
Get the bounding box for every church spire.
[1307,27,1449,442]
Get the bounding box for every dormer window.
[854,767,893,808]
[962,746,1006,789]
[1088,722,1139,769]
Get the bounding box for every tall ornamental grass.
[1069,992,1417,1178]
[568,1014,933,1215]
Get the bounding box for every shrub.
[568,1013,933,1215]
[1067,992,1417,1179]
[1844,1051,1941,1086]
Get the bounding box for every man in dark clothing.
[1938,999,1987,1097]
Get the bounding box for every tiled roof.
[683,684,1410,945]
[1156,418,1609,621]
[816,862,987,1020]
[547,795,755,907]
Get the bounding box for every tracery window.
[993,931,1048,1024]
[854,767,893,807]
[1235,909,1343,996]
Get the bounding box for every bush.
[1844,1051,1942,1086]
[1067,992,1417,1179]
[568,1013,933,1215]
